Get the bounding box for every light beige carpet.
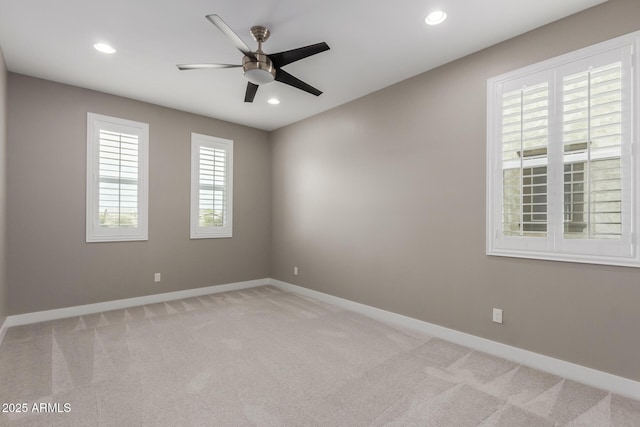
[0,285,639,426]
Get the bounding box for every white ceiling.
[0,0,606,131]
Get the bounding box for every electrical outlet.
[293,266,299,276]
[492,308,503,324]
[154,273,161,283]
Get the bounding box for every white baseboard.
[3,278,268,329]
[269,278,640,401]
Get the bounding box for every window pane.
[198,146,227,228]
[98,130,139,228]
[562,63,622,239]
[502,83,549,237]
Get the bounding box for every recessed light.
[425,10,447,25]
[93,42,116,54]
[267,98,280,105]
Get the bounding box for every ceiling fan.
[177,14,330,103]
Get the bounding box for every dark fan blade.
[244,82,259,103]
[177,63,241,70]
[206,14,255,59]
[269,42,330,68]
[275,69,322,96]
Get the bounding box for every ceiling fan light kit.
[178,14,330,103]
[242,27,276,85]
[243,58,275,85]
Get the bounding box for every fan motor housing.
[243,52,276,85]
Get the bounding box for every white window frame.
[190,133,233,239]
[486,31,640,267]
[86,113,149,242]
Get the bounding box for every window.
[86,113,149,242]
[487,32,640,267]
[190,133,233,238]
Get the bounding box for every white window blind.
[487,31,639,267]
[87,113,149,242]
[190,133,233,238]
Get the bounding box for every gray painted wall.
[7,74,271,314]
[270,0,640,381]
[0,48,7,327]
[4,0,640,383]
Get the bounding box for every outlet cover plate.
[492,308,503,324]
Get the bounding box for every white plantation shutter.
[501,82,549,239]
[556,47,634,259]
[87,113,148,242]
[561,62,624,239]
[198,145,227,227]
[191,133,233,238]
[98,130,139,228]
[490,69,554,253]
[487,32,639,267]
